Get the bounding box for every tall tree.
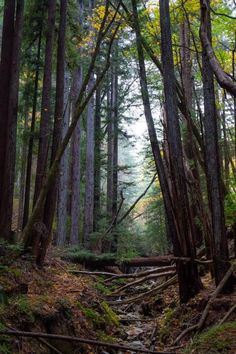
[159,0,202,301]
[0,0,24,239]
[70,0,84,245]
[38,0,68,265]
[83,74,95,249]
[56,67,70,246]
[23,10,43,228]
[200,0,231,286]
[33,0,56,206]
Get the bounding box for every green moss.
[77,302,105,327]
[0,323,11,354]
[159,307,176,343]
[95,281,111,295]
[14,295,34,322]
[100,301,119,327]
[182,321,236,354]
[97,331,117,343]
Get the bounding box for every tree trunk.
[159,0,201,302]
[33,0,56,207]
[94,78,102,234]
[83,74,95,249]
[0,0,24,239]
[70,0,84,245]
[18,96,30,230]
[56,67,70,245]
[200,0,231,287]
[37,0,68,265]
[23,17,43,228]
[0,1,16,226]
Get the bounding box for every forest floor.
[0,246,236,354]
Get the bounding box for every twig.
[174,264,235,344]
[109,275,178,305]
[0,330,175,354]
[109,271,176,295]
[219,304,236,325]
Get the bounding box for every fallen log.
[0,329,175,354]
[66,254,213,272]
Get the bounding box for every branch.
[117,173,157,224]
[109,270,176,295]
[174,264,235,344]
[108,275,178,305]
[200,1,236,97]
[219,304,236,325]
[0,330,175,354]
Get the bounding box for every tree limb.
[0,330,175,354]
[200,0,236,97]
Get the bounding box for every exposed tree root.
[174,264,235,344]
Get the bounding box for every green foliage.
[182,321,236,354]
[224,189,236,227]
[66,247,116,263]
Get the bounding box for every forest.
[0,0,235,353]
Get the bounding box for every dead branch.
[174,264,235,344]
[110,271,176,295]
[219,304,236,325]
[117,173,157,225]
[104,265,176,283]
[69,270,119,277]
[0,330,175,354]
[109,275,178,305]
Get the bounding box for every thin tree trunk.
[23,18,43,228]
[56,67,70,245]
[18,97,30,230]
[33,0,56,206]
[70,0,84,245]
[94,78,102,233]
[83,74,95,249]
